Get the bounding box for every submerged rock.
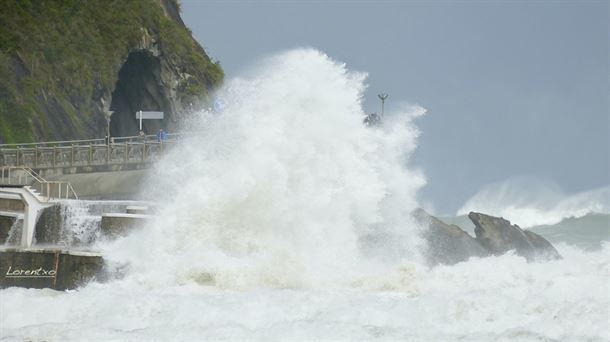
[468,212,562,261]
[414,209,488,266]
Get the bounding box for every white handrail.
[0,166,79,201]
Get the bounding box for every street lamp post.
[105,110,114,145]
[378,93,388,117]
[104,110,114,163]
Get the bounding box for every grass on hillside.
[0,0,223,143]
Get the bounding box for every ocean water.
[457,177,609,228]
[1,49,608,341]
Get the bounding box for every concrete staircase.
[0,186,54,248]
[0,167,80,248]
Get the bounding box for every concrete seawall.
[0,182,154,290]
[0,248,103,290]
[45,169,149,200]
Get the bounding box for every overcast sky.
[181,0,609,215]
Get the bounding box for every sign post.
[105,110,113,145]
[135,111,164,131]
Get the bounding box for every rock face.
[414,209,488,266]
[469,212,562,261]
[417,210,561,266]
[0,0,223,143]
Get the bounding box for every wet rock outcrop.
[414,209,488,266]
[469,212,562,261]
[418,210,561,266]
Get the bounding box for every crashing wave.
[457,177,609,228]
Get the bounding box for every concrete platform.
[126,205,149,215]
[101,213,152,238]
[44,169,148,200]
[0,248,103,290]
[0,195,25,212]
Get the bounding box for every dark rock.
[468,212,561,261]
[414,209,488,266]
[523,230,564,260]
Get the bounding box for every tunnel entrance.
[109,50,169,137]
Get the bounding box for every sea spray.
[56,200,102,246]
[30,200,148,247]
[102,49,427,288]
[4,217,22,246]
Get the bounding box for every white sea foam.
[457,177,610,228]
[2,244,608,341]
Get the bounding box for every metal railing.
[0,133,185,169]
[0,166,78,201]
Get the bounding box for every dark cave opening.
[109,50,169,137]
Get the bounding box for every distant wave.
[456,177,609,228]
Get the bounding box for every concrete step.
[100,213,153,238]
[0,195,25,212]
[24,186,41,196]
[0,210,24,219]
[125,205,150,215]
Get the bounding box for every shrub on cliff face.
[0,0,223,143]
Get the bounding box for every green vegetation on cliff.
[0,0,223,143]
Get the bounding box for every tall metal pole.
[378,93,388,117]
[105,110,114,146]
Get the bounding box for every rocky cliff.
[0,0,223,143]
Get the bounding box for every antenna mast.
[378,93,388,117]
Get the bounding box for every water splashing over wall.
[103,49,427,288]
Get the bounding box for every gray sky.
[181,0,609,215]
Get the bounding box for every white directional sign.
[135,111,164,130]
[136,111,164,120]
